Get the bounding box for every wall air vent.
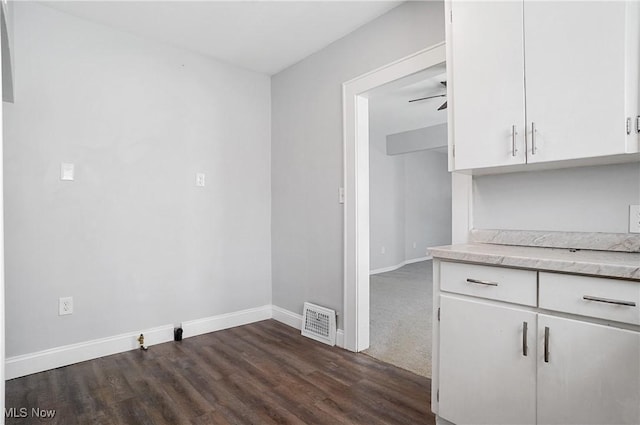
[301,302,336,346]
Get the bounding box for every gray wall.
[271,1,446,327]
[387,124,447,155]
[370,118,451,271]
[369,113,406,271]
[1,0,14,102]
[369,148,452,272]
[404,151,452,258]
[4,3,272,356]
[474,162,640,233]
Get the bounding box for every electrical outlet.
[630,205,640,233]
[413,241,417,249]
[59,297,73,316]
[381,246,386,254]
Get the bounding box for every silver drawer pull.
[583,295,636,307]
[466,278,498,287]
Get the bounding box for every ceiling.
[43,1,403,75]
[369,64,448,137]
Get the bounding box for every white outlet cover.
[59,297,73,315]
[61,163,74,181]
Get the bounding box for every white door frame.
[342,42,472,352]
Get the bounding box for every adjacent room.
[366,67,451,377]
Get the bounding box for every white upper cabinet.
[447,1,640,171]
[448,1,526,169]
[524,1,630,163]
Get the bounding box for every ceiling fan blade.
[408,94,446,103]
[437,100,447,111]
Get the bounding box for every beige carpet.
[364,260,433,378]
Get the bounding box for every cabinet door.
[524,1,631,163]
[449,1,526,170]
[438,295,536,425]
[538,314,640,425]
[630,1,640,152]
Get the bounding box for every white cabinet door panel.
[439,295,536,425]
[450,1,526,170]
[524,1,629,163]
[538,314,640,425]
[629,1,640,152]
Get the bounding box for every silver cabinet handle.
[583,295,636,307]
[466,278,498,287]
[522,321,528,357]
[544,326,550,363]
[531,122,537,155]
[511,125,518,157]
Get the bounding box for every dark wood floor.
[6,320,435,425]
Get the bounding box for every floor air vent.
[301,302,337,346]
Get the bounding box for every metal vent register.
[301,302,337,346]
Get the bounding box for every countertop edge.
[429,245,640,281]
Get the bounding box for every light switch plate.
[59,297,73,315]
[630,205,640,233]
[61,163,74,181]
[196,173,205,187]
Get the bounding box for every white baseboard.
[407,255,432,264]
[370,255,431,275]
[6,304,343,380]
[336,329,345,348]
[272,305,344,349]
[272,305,302,330]
[182,305,272,338]
[6,305,272,380]
[370,264,401,275]
[5,324,175,380]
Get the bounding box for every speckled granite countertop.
[429,239,640,281]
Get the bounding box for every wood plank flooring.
[6,320,435,425]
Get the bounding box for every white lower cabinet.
[435,261,640,425]
[537,314,640,425]
[439,295,536,425]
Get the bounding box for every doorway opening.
[343,43,449,352]
[364,65,451,377]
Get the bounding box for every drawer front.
[539,272,640,325]
[440,261,537,306]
